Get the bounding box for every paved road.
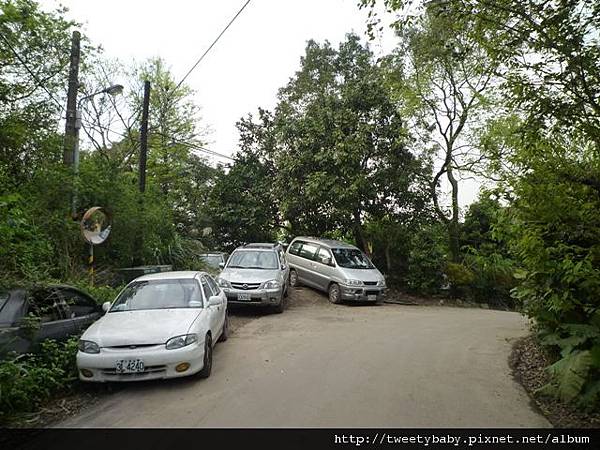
[58,288,549,427]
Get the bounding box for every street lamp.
[71,84,124,216]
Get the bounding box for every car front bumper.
[76,341,205,382]
[223,287,283,306]
[340,286,386,302]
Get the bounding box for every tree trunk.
[385,241,392,273]
[352,210,368,254]
[447,164,460,263]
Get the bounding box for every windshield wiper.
[227,265,243,268]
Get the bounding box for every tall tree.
[267,34,431,252]
[384,7,497,262]
[0,0,75,187]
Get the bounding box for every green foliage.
[459,194,517,306]
[246,35,432,250]
[445,262,475,286]
[206,150,279,251]
[0,192,52,279]
[0,337,79,423]
[404,222,448,294]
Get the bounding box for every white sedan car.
[77,271,228,382]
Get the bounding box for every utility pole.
[139,80,150,193]
[135,80,150,266]
[63,30,81,167]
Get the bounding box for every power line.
[0,32,64,111]
[152,129,236,161]
[173,0,252,92]
[80,118,236,162]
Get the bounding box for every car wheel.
[272,293,287,314]
[218,311,229,342]
[289,269,300,288]
[197,334,213,379]
[328,283,342,304]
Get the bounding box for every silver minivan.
[286,237,386,304]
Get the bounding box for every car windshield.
[200,255,222,269]
[227,250,278,270]
[0,291,11,323]
[110,279,203,312]
[332,248,375,269]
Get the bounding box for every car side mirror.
[320,256,333,266]
[281,263,287,270]
[218,262,225,269]
[208,295,222,307]
[102,302,111,313]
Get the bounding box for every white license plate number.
[368,295,377,301]
[115,359,145,373]
[237,292,252,301]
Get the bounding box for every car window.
[288,241,303,256]
[331,248,375,269]
[298,242,319,260]
[110,279,203,311]
[200,254,223,269]
[0,292,8,311]
[227,250,278,269]
[206,276,220,295]
[29,288,69,323]
[200,277,213,300]
[278,249,286,266]
[316,247,333,265]
[60,289,97,318]
[0,291,27,326]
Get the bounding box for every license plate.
[368,295,377,301]
[237,292,251,301]
[115,359,145,374]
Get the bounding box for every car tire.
[328,283,342,304]
[289,269,300,288]
[218,311,229,342]
[197,334,213,379]
[272,293,287,314]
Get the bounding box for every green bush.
[0,193,53,280]
[461,250,517,307]
[445,262,475,286]
[0,337,79,423]
[504,139,600,409]
[405,223,448,294]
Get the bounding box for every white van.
[286,237,386,304]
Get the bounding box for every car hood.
[82,308,203,347]
[338,267,384,283]
[220,268,280,284]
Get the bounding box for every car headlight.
[78,340,100,354]
[264,279,281,289]
[377,279,386,287]
[217,277,231,288]
[165,334,198,350]
[344,279,363,286]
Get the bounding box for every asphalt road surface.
[58,287,549,427]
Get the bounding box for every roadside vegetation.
[0,0,598,422]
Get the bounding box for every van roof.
[291,236,357,250]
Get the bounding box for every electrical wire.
[173,0,252,93]
[80,118,236,162]
[0,32,64,111]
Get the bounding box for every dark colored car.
[0,285,103,355]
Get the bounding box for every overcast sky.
[40,0,394,157]
[39,0,481,206]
